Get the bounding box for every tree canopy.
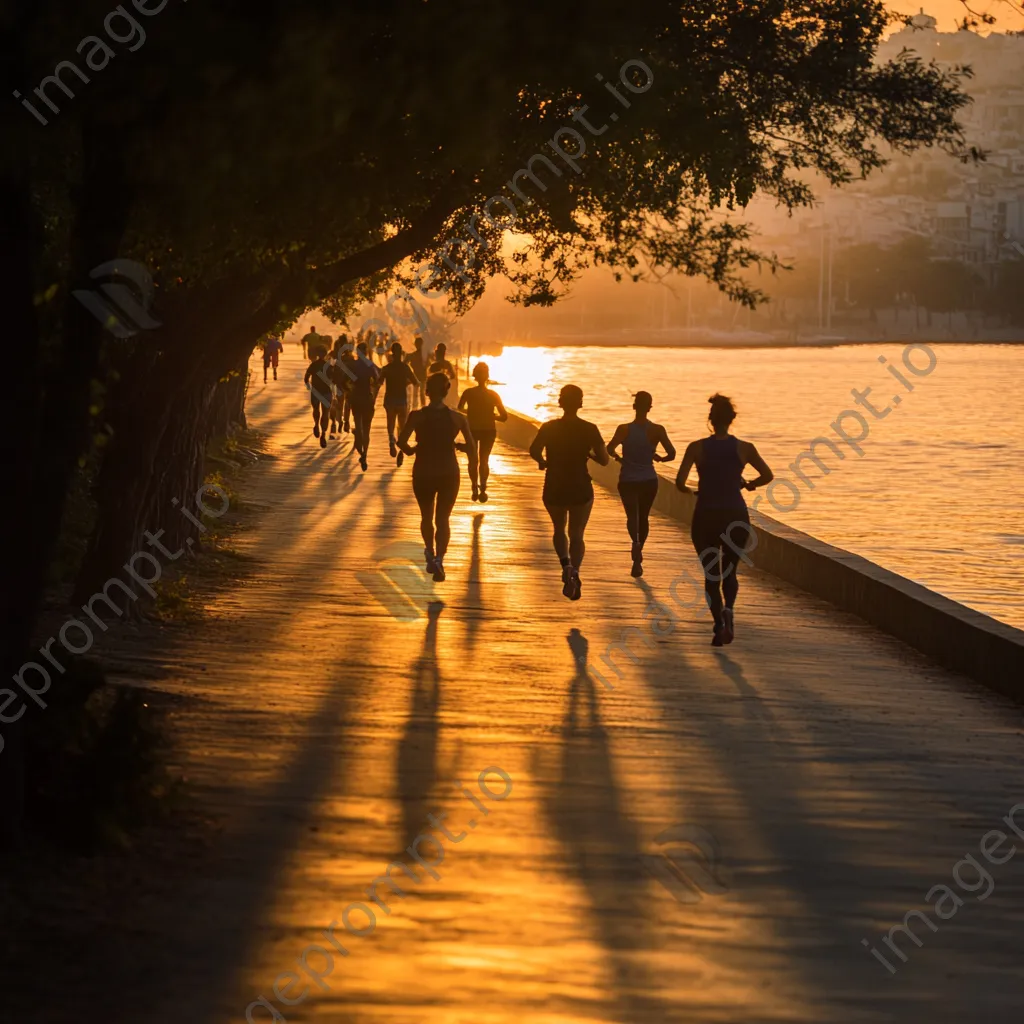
[12,0,975,330]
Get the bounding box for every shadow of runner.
[463,513,485,654]
[714,649,778,741]
[630,582,910,1023]
[101,662,369,1024]
[396,601,444,854]
[534,628,672,1022]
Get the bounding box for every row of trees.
[0,0,976,836]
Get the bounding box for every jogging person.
[263,334,283,382]
[398,372,477,582]
[379,341,421,466]
[607,391,676,577]
[457,361,508,502]
[327,339,345,439]
[337,336,357,434]
[428,343,457,405]
[529,384,609,601]
[349,341,381,470]
[405,336,428,408]
[303,345,333,448]
[300,324,319,359]
[676,393,773,646]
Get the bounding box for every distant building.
[908,8,937,31]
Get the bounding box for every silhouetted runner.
[457,361,508,502]
[398,373,477,582]
[262,335,283,382]
[379,341,421,466]
[303,345,333,448]
[428,343,458,407]
[676,393,774,646]
[300,324,320,359]
[529,384,609,601]
[337,336,357,434]
[607,390,676,577]
[349,341,381,470]
[405,336,428,409]
[327,338,345,439]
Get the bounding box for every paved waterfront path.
[100,347,1024,1022]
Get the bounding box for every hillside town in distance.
[449,11,1024,348]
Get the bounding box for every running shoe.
[396,451,404,468]
[570,572,582,601]
[479,490,488,503]
[471,483,479,502]
[359,454,368,471]
[721,607,735,645]
[313,425,320,438]
[631,559,643,578]
[562,565,579,600]
[389,440,397,458]
[432,558,446,583]
[319,434,327,449]
[711,627,724,647]
[424,549,435,573]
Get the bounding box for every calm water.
[478,343,1024,631]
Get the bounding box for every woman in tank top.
[398,372,477,582]
[607,391,676,577]
[676,393,773,646]
[457,361,508,503]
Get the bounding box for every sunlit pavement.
[99,348,1024,1022]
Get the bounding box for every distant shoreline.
[488,336,1024,350]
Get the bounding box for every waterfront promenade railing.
[498,409,1024,701]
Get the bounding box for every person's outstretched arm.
[590,424,610,466]
[607,424,627,462]
[493,392,508,422]
[529,423,547,469]
[741,442,774,490]
[655,424,677,463]
[398,411,418,456]
[676,440,699,491]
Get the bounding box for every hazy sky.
[886,0,1024,31]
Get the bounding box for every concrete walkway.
[95,347,1024,1023]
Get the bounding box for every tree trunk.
[0,121,133,843]
[74,336,254,599]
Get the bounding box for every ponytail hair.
[708,393,736,431]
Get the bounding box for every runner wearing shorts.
[303,345,333,448]
[529,384,609,600]
[379,341,421,466]
[262,335,283,382]
[398,372,477,582]
[457,361,507,502]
